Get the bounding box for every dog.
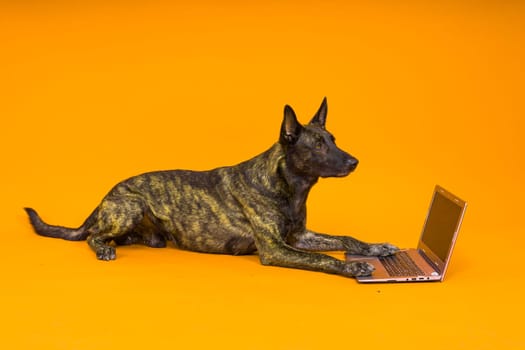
[25,98,398,278]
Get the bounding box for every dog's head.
[279,98,358,178]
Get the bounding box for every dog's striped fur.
[25,98,398,277]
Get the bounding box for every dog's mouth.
[335,162,358,177]
[324,166,356,178]
[335,169,354,177]
[319,157,358,178]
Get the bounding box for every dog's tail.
[24,207,97,241]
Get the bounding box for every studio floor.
[3,219,525,349]
[2,1,524,349]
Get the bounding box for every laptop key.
[379,251,424,277]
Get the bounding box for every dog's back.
[109,143,288,255]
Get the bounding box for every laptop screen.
[420,188,465,262]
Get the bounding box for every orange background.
[1,1,524,349]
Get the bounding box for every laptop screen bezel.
[416,185,467,279]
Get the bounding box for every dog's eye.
[315,140,323,149]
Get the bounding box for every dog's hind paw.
[345,261,375,277]
[96,246,116,261]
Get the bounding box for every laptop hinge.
[418,249,440,273]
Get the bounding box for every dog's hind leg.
[114,213,167,248]
[114,231,167,248]
[86,197,146,260]
[288,230,399,256]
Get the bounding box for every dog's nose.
[347,158,359,169]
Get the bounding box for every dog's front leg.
[287,230,399,257]
[254,233,374,277]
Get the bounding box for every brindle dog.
[25,98,398,277]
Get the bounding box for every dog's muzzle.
[333,157,359,177]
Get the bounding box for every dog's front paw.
[363,243,399,257]
[344,261,375,277]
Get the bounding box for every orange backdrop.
[1,1,524,349]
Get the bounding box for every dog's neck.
[240,143,318,214]
[272,144,319,219]
[280,162,317,211]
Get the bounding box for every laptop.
[346,185,467,283]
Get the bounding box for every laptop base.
[346,249,442,283]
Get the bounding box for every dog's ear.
[280,105,303,144]
[309,97,328,129]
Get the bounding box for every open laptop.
[346,185,467,283]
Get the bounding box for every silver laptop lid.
[417,185,467,278]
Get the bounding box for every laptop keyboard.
[379,251,424,277]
